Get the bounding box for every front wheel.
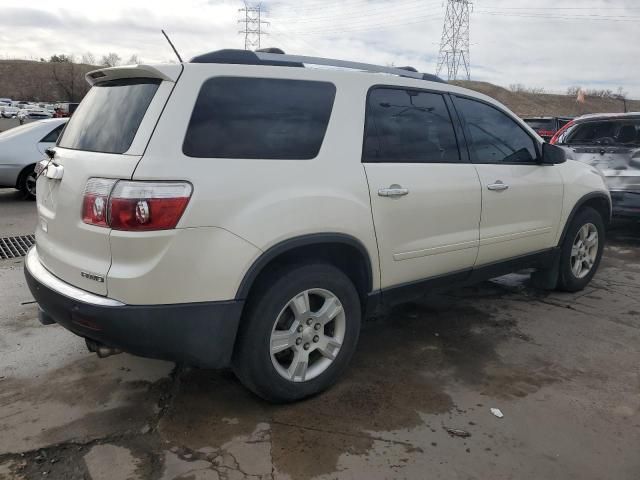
[18,166,37,200]
[556,206,605,292]
[233,263,361,403]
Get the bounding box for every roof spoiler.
[85,64,183,85]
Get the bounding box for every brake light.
[82,179,192,231]
[82,178,117,227]
[550,120,574,145]
[110,181,192,231]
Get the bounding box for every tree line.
[43,52,141,67]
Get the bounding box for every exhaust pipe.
[85,339,122,358]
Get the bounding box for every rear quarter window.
[183,77,336,159]
[58,78,160,154]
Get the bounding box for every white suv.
[25,49,610,402]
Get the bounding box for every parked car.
[0,118,67,199]
[551,112,640,218]
[17,107,53,124]
[25,49,610,402]
[1,106,20,118]
[523,116,573,142]
[0,98,12,107]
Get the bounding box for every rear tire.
[233,262,361,403]
[556,207,605,292]
[18,165,37,200]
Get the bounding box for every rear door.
[363,87,481,291]
[452,96,563,266]
[36,72,178,294]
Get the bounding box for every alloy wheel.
[570,223,598,279]
[270,288,346,383]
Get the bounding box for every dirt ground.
[1,187,639,480]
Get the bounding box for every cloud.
[1,0,639,97]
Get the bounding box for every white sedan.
[0,118,67,199]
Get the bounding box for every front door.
[363,87,481,291]
[452,96,563,266]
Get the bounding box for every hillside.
[0,59,97,102]
[451,80,639,117]
[1,60,638,117]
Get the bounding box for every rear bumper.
[611,191,640,218]
[24,248,244,368]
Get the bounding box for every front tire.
[233,262,361,403]
[18,166,37,200]
[556,206,605,292]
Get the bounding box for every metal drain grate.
[0,235,35,260]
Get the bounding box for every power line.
[238,2,269,50]
[280,8,443,36]
[437,0,472,81]
[271,0,439,24]
[474,10,640,22]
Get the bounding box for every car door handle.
[487,181,509,191]
[378,185,409,197]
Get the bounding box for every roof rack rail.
[190,49,446,83]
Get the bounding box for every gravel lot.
[1,187,639,480]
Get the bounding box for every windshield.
[58,78,160,154]
[566,119,640,146]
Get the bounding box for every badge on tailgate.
[81,272,105,283]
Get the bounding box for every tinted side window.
[183,77,336,159]
[455,97,538,164]
[41,124,65,143]
[363,88,460,163]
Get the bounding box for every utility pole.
[238,2,268,51]
[436,0,472,81]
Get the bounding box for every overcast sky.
[2,0,639,97]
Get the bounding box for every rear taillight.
[82,179,192,231]
[550,120,574,145]
[82,178,117,227]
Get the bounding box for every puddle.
[159,288,572,478]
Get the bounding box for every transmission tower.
[436,0,472,81]
[238,2,268,51]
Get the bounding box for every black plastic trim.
[235,233,373,300]
[558,192,612,244]
[190,49,304,68]
[367,248,559,309]
[25,266,244,368]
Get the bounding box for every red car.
[523,116,573,142]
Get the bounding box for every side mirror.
[540,142,566,165]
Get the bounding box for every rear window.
[183,77,336,159]
[566,120,640,146]
[58,78,160,154]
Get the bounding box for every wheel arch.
[558,192,611,246]
[235,233,374,305]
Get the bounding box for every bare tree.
[101,53,122,67]
[49,54,74,63]
[616,86,627,99]
[126,54,140,65]
[567,86,581,96]
[81,52,96,65]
